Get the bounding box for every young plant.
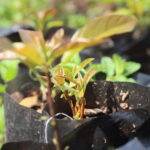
[1,14,137,117]
[61,14,137,63]
[2,14,137,149]
[4,29,67,150]
[52,58,96,119]
[89,54,141,82]
[5,14,137,98]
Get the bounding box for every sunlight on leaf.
[0,84,5,93]
[83,70,97,87]
[52,41,85,59]
[74,58,94,76]
[19,29,45,47]
[124,61,141,76]
[40,9,57,21]
[113,54,125,76]
[62,14,137,63]
[101,56,115,76]
[72,14,137,41]
[53,67,65,85]
[47,28,64,49]
[14,44,45,67]
[0,60,19,82]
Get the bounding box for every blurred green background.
[0,0,150,28]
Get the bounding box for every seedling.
[2,14,137,150]
[89,54,141,82]
[7,14,137,100]
[52,58,96,119]
[2,14,137,118]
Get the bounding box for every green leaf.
[72,14,137,41]
[46,20,64,29]
[124,61,141,76]
[16,30,46,67]
[0,60,19,82]
[47,28,64,49]
[54,41,85,63]
[107,75,136,82]
[14,44,45,67]
[18,29,45,47]
[69,53,81,65]
[62,14,137,63]
[112,54,125,76]
[53,67,65,85]
[83,69,97,87]
[0,84,5,93]
[62,76,80,88]
[59,54,81,72]
[100,56,115,76]
[87,64,102,72]
[73,58,94,76]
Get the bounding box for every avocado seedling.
[52,58,96,119]
[8,14,137,111]
[2,14,137,149]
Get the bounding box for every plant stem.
[46,71,62,150]
[64,91,75,116]
[79,97,85,119]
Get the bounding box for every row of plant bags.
[2,80,150,150]
[2,113,150,150]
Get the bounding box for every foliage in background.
[89,54,141,82]
[49,0,103,28]
[88,0,150,27]
[0,60,19,93]
[55,0,150,28]
[30,8,63,31]
[0,0,51,27]
[1,0,150,28]
[61,15,137,63]
[64,14,88,29]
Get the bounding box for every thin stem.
[79,97,85,119]
[46,71,62,150]
[64,91,75,116]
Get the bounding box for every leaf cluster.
[2,14,137,119]
[52,58,96,119]
[89,54,141,82]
